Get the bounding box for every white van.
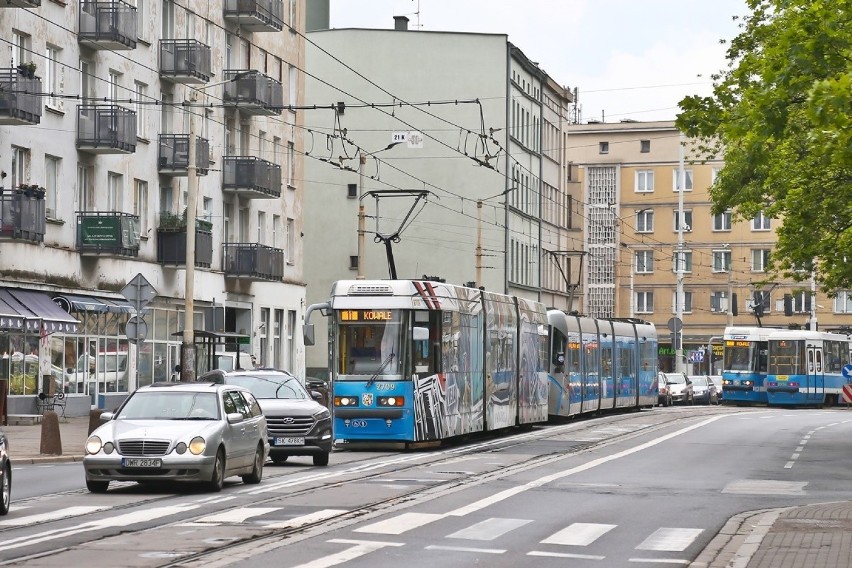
[214,351,255,372]
[66,351,129,393]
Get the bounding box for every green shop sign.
[80,216,121,246]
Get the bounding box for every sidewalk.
[3,415,851,567]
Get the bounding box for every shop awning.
[0,289,81,334]
[0,294,26,332]
[53,293,134,314]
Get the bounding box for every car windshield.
[117,391,220,420]
[665,374,685,384]
[225,374,310,400]
[691,377,708,386]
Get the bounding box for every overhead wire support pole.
[676,132,686,374]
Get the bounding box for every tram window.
[815,350,822,373]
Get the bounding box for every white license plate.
[121,458,162,468]
[274,437,305,446]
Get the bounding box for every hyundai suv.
[200,369,332,466]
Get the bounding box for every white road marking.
[529,550,606,560]
[354,512,444,535]
[795,446,804,452]
[542,522,617,546]
[722,479,807,495]
[636,528,703,551]
[289,539,403,568]
[0,505,111,527]
[447,517,532,540]
[629,558,690,564]
[790,453,800,460]
[785,461,795,469]
[425,545,505,554]
[261,509,348,529]
[195,507,280,524]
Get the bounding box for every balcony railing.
[159,39,212,84]
[221,70,283,116]
[157,224,213,268]
[78,0,137,50]
[76,105,136,153]
[223,0,284,32]
[0,187,46,243]
[76,211,140,257]
[1,0,41,9]
[223,243,284,281]
[158,134,210,176]
[0,69,42,125]
[222,156,281,199]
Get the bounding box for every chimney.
[394,16,409,31]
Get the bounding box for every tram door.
[807,346,824,402]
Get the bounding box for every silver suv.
[200,369,333,466]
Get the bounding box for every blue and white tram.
[324,280,549,444]
[765,329,852,407]
[721,326,772,405]
[546,312,658,418]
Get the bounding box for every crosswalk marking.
[446,517,532,540]
[425,545,505,554]
[0,505,110,527]
[262,509,348,530]
[529,550,606,560]
[195,507,281,524]
[354,512,444,535]
[636,528,703,551]
[289,539,403,568]
[542,522,617,546]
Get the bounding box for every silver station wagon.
[83,382,269,493]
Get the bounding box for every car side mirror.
[303,323,315,346]
[227,412,244,424]
[310,390,323,402]
[100,412,114,421]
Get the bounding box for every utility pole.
[675,132,686,374]
[181,89,199,382]
[476,199,483,287]
[356,153,367,280]
[727,248,734,326]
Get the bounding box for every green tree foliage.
[676,0,852,293]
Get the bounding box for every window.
[273,215,281,248]
[273,136,281,164]
[349,255,358,270]
[673,169,693,191]
[792,291,812,313]
[287,142,295,187]
[45,156,60,219]
[134,81,147,139]
[77,163,94,210]
[286,217,295,265]
[710,291,729,313]
[10,146,30,190]
[711,167,721,184]
[752,249,771,272]
[635,170,654,193]
[108,71,120,103]
[159,185,174,214]
[257,211,266,244]
[834,291,852,314]
[258,130,266,158]
[673,210,693,232]
[131,0,145,39]
[713,210,732,231]
[636,291,653,313]
[640,140,650,153]
[636,209,654,232]
[288,65,297,107]
[107,172,123,211]
[79,59,93,101]
[712,250,731,272]
[749,291,771,314]
[133,179,148,235]
[635,250,654,273]
[202,197,212,223]
[11,31,30,69]
[45,45,63,110]
[752,211,771,230]
[162,0,174,37]
[673,250,693,273]
[672,291,693,313]
[599,141,609,154]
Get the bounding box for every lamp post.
[476,188,515,288]
[356,142,403,280]
[180,72,249,382]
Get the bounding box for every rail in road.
[0,405,750,567]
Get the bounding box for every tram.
[720,326,772,405]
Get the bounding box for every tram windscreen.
[768,339,805,375]
[723,340,767,372]
[337,309,405,377]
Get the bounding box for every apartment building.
[0,0,306,418]
[566,120,851,373]
[303,10,581,378]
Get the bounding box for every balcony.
[159,39,212,84]
[222,156,281,199]
[76,211,140,257]
[0,68,42,125]
[0,186,46,243]
[223,243,284,281]
[221,70,283,116]
[78,0,137,50]
[158,134,210,176]
[1,0,41,8]
[223,0,283,32]
[156,214,213,268]
[77,105,136,154]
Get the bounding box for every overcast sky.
[327,0,747,123]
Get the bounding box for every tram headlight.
[378,396,404,407]
[742,380,753,386]
[334,396,359,407]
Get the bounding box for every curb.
[689,507,790,568]
[13,455,85,465]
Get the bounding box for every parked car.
[0,429,10,515]
[689,376,719,405]
[708,376,723,401]
[657,372,673,407]
[305,376,330,408]
[83,382,269,493]
[200,369,332,466]
[661,372,694,405]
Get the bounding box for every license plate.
[121,458,162,468]
[274,437,305,446]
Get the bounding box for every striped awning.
[0,288,81,334]
[53,293,134,314]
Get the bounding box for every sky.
[327,0,748,123]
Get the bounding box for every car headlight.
[188,436,206,455]
[175,442,187,455]
[85,436,103,455]
[103,442,115,454]
[313,407,331,419]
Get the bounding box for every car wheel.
[313,452,330,467]
[0,463,10,516]
[208,449,225,492]
[86,479,109,493]
[242,445,264,485]
[271,455,288,464]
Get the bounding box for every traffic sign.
[688,350,705,363]
[124,316,148,344]
[121,273,157,313]
[843,365,852,380]
[667,317,683,333]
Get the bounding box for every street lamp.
[356,141,403,280]
[476,187,515,287]
[180,71,250,382]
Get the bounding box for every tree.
[676,0,852,293]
